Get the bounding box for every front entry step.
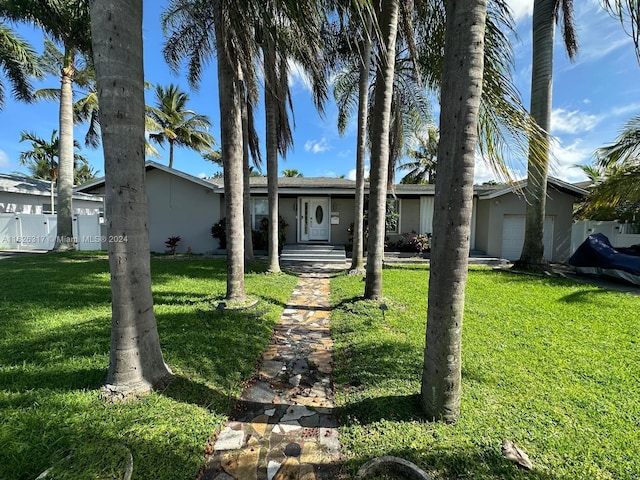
[280,244,347,265]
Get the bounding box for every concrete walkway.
[200,267,342,480]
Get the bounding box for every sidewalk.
[200,267,342,480]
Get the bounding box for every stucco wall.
[328,197,354,245]
[279,197,297,244]
[473,199,491,254]
[479,187,578,262]
[146,169,219,253]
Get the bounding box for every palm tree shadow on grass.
[160,374,236,414]
[342,447,562,480]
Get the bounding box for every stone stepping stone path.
[201,268,342,480]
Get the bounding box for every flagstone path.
[200,267,343,480]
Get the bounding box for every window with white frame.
[251,198,269,230]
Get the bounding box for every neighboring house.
[76,162,586,262]
[0,173,104,250]
[0,173,103,214]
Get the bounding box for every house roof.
[207,176,363,195]
[74,163,588,200]
[476,177,588,200]
[0,173,103,202]
[75,161,222,193]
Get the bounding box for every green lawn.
[331,265,640,479]
[0,252,298,480]
[3,256,639,479]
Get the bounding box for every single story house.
[76,162,586,262]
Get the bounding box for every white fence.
[0,213,103,251]
[571,220,640,254]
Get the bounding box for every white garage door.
[502,215,554,261]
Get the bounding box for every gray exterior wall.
[77,168,582,262]
[381,197,422,245]
[477,187,578,262]
[146,168,220,253]
[328,197,354,245]
[279,197,297,244]
[474,198,491,255]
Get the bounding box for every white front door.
[299,197,330,242]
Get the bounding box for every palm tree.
[351,14,372,276]
[146,83,216,169]
[0,24,41,109]
[603,1,640,62]
[0,0,92,251]
[258,2,328,274]
[516,0,577,270]
[398,126,438,184]
[331,9,373,275]
[162,0,327,291]
[282,169,303,177]
[74,162,99,184]
[89,0,172,396]
[19,129,60,212]
[364,0,400,300]
[162,0,261,302]
[332,6,431,274]
[215,4,246,300]
[34,39,100,148]
[577,115,640,220]
[420,0,488,423]
[19,130,90,216]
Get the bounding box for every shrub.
[254,216,288,251]
[212,217,289,251]
[165,236,181,255]
[211,218,226,249]
[393,231,430,253]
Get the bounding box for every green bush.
[212,216,288,251]
[254,216,288,251]
[211,218,226,249]
[391,231,430,253]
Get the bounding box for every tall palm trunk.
[364,0,399,300]
[241,81,255,262]
[214,1,245,301]
[168,140,175,168]
[517,0,556,268]
[90,0,172,395]
[350,16,372,275]
[55,50,75,250]
[421,0,487,422]
[265,42,281,273]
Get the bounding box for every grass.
[0,252,298,480]
[331,265,640,479]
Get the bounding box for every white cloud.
[288,59,313,92]
[609,102,640,118]
[197,172,206,179]
[304,137,330,154]
[506,0,533,24]
[348,165,370,181]
[549,138,592,183]
[474,157,523,185]
[0,150,10,169]
[551,108,601,134]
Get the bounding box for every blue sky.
[1,0,639,184]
